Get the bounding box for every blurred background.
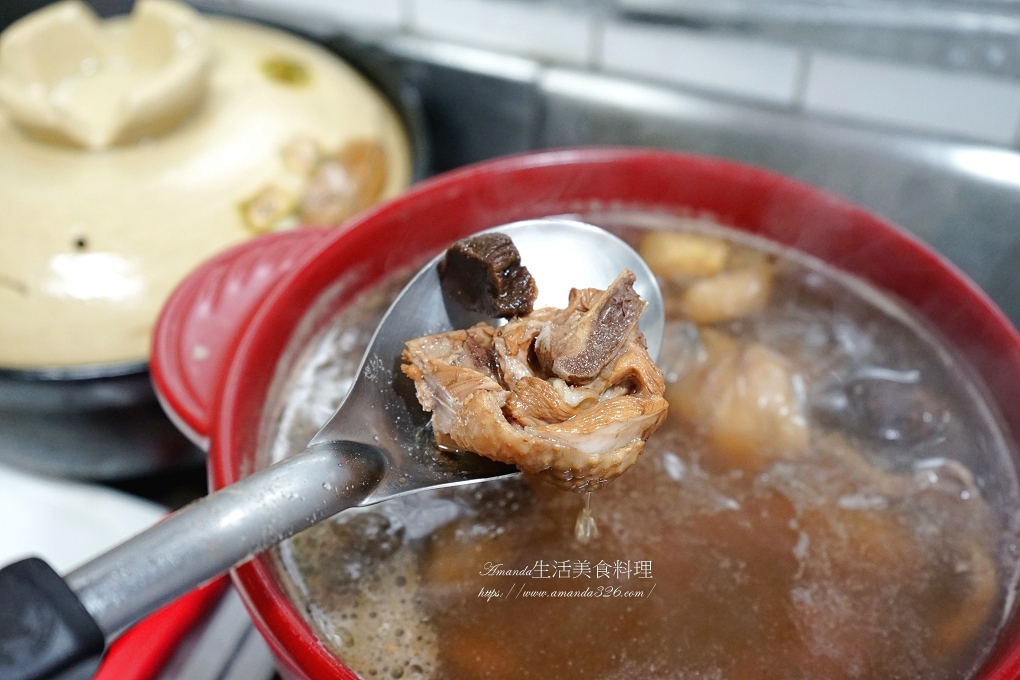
[6,0,1013,324]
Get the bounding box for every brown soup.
[263,212,1020,680]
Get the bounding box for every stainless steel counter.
[6,1,1019,327]
[367,32,1020,330]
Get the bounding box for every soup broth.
[263,212,1020,680]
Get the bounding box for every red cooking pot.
[152,147,1020,680]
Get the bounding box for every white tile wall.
[601,22,804,106]
[240,0,405,30]
[803,53,1020,145]
[198,0,1020,148]
[411,0,593,65]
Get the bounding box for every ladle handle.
[0,441,385,680]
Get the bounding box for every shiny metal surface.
[65,219,665,638]
[169,8,1020,333]
[371,35,1020,329]
[0,361,202,480]
[384,35,543,173]
[537,67,1020,327]
[619,0,1020,34]
[317,219,664,505]
[65,443,386,637]
[387,36,1020,329]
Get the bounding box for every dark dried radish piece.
[438,233,537,318]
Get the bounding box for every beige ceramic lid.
[0,1,412,369]
[0,0,211,149]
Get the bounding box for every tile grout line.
[588,12,605,71]
[400,0,415,34]
[791,47,813,112]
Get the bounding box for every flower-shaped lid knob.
[0,0,210,149]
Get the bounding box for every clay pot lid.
[0,4,413,371]
[0,0,210,149]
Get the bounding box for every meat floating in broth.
[266,213,1019,680]
[403,235,668,491]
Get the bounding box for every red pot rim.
[205,147,1020,680]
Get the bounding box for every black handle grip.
[0,558,105,680]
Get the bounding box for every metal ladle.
[0,219,664,680]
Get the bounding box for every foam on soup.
[262,212,1020,680]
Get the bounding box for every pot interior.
[210,149,1020,680]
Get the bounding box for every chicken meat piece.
[665,327,809,473]
[402,269,668,491]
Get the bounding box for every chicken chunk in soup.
[265,212,1019,680]
[402,242,668,491]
